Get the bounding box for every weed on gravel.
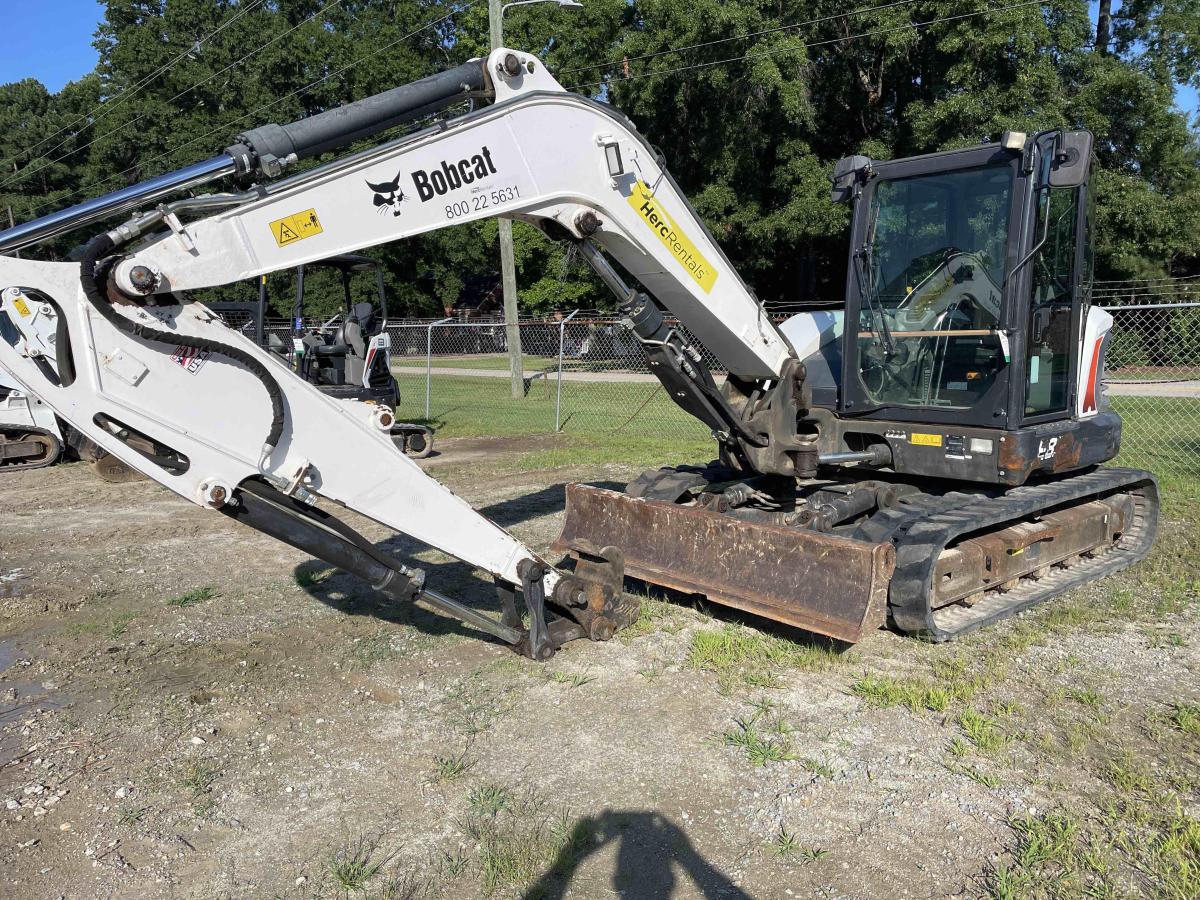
[460,790,588,895]
[167,585,217,607]
[327,833,394,894]
[431,750,474,784]
[1169,701,1200,736]
[688,623,846,693]
[722,707,796,767]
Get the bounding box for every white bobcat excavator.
[0,49,1155,654]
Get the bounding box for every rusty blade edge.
[553,484,896,644]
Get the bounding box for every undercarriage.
[555,464,1158,643]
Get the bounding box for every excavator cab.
[559,128,1156,644]
[824,129,1113,483]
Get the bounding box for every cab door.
[1023,183,1086,421]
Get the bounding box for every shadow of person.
[525,809,752,900]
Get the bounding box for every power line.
[0,0,268,178]
[0,0,345,194]
[19,1,479,223]
[569,0,1047,91]
[556,0,925,77]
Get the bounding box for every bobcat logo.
[366,171,406,216]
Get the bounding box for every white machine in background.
[0,362,64,470]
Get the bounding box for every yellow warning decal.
[911,432,943,447]
[627,181,717,294]
[12,296,30,317]
[269,208,323,247]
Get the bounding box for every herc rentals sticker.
[627,181,717,294]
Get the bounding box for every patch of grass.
[851,672,968,713]
[468,784,512,817]
[106,611,138,639]
[344,630,398,670]
[987,798,1200,900]
[295,566,334,589]
[959,709,1011,754]
[431,750,474,784]
[328,833,392,894]
[1102,753,1153,796]
[460,792,589,894]
[168,585,217,607]
[637,659,666,680]
[543,669,595,688]
[1169,701,1200,736]
[770,827,830,863]
[945,762,1002,790]
[115,803,146,826]
[619,596,684,642]
[722,714,796,767]
[441,668,526,736]
[947,737,971,758]
[180,760,219,796]
[1069,687,1104,711]
[688,623,845,693]
[800,757,836,779]
[773,825,802,857]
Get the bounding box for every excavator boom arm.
[0,50,799,657]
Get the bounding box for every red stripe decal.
[1082,336,1104,414]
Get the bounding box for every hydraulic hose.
[79,233,286,454]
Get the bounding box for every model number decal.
[1037,437,1059,461]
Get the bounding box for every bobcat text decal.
[411,147,497,201]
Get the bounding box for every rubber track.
[0,426,62,472]
[855,467,1159,641]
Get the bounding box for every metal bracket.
[517,560,553,660]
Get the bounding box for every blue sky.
[0,1,103,91]
[2,0,1197,121]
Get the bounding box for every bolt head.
[128,265,160,294]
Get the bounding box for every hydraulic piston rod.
[0,59,491,254]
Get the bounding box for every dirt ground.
[0,438,1197,899]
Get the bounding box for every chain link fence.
[211,282,1200,482]
[384,296,1200,481]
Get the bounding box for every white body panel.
[778,310,843,361]
[1077,305,1112,418]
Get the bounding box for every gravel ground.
[0,441,1197,899]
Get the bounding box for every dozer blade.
[553,484,896,644]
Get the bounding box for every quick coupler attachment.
[501,548,632,660]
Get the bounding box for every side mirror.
[1048,130,1093,188]
[831,155,872,203]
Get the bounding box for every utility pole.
[489,0,525,399]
